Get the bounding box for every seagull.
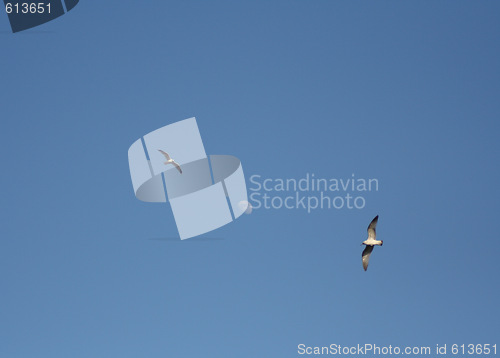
[158,150,182,174]
[361,215,383,271]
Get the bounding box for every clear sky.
[1,1,499,357]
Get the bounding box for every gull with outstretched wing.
[361,215,383,271]
[158,150,182,174]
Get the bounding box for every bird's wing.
[172,161,182,174]
[367,215,378,240]
[158,150,171,160]
[362,245,374,271]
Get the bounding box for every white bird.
[361,215,383,271]
[158,150,182,174]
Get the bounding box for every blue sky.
[1,1,499,357]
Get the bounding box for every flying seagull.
[158,150,182,174]
[361,215,383,271]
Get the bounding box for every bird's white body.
[362,238,383,246]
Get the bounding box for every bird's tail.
[380,240,383,246]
